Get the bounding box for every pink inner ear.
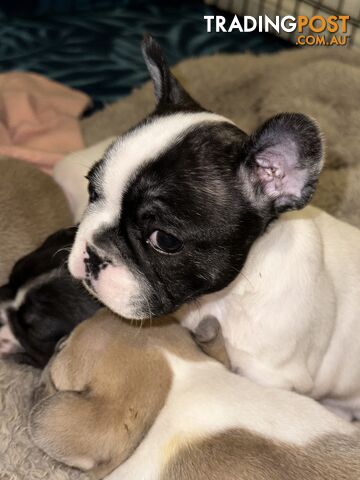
[255,142,307,201]
[256,155,284,199]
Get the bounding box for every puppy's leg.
[87,460,122,480]
[193,315,231,369]
[29,391,115,476]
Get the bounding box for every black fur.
[141,33,202,112]
[0,227,101,367]
[94,122,265,315]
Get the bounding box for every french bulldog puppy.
[29,311,360,480]
[0,227,101,367]
[68,35,360,419]
[0,158,72,359]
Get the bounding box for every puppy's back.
[162,428,360,480]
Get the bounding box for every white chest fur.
[177,206,360,418]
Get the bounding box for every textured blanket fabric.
[0,47,359,480]
[0,1,290,111]
[0,361,88,480]
[0,73,90,174]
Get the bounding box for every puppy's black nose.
[84,246,109,280]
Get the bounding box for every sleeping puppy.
[67,35,360,420]
[29,311,360,480]
[0,227,101,367]
[0,157,72,360]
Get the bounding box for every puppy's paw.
[193,315,231,369]
[0,324,21,358]
[194,315,221,344]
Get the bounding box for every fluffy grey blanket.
[1,46,360,479]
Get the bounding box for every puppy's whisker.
[180,288,204,308]
[193,298,202,325]
[79,161,98,170]
[238,271,253,289]
[136,295,153,338]
[143,295,153,328]
[134,318,144,338]
[52,246,73,259]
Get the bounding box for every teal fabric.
[2,0,131,15]
[0,1,292,111]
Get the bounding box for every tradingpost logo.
[204,15,350,46]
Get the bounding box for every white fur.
[87,263,149,320]
[0,324,20,356]
[53,137,116,222]
[177,206,360,419]
[68,112,233,317]
[0,271,59,314]
[106,351,355,480]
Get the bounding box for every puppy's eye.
[87,181,99,203]
[148,230,183,254]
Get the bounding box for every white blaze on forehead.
[101,111,233,223]
[68,111,234,279]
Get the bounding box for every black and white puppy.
[0,227,100,367]
[68,35,360,419]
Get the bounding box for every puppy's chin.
[84,264,148,320]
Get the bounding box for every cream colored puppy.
[30,310,360,480]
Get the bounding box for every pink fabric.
[0,72,91,173]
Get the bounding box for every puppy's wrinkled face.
[69,115,257,319]
[69,35,323,320]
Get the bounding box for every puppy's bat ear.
[141,33,200,109]
[243,113,324,214]
[29,392,104,472]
